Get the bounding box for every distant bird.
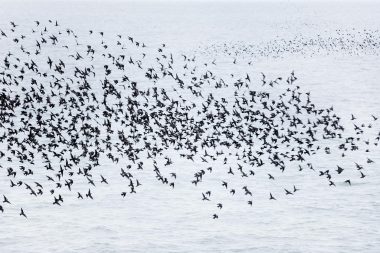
[336,166,344,174]
[285,189,293,195]
[355,163,364,170]
[53,197,61,206]
[3,195,10,204]
[100,175,108,184]
[202,193,210,201]
[86,189,93,199]
[20,208,27,218]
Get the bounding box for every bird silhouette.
[20,208,27,218]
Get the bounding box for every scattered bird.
[3,195,10,204]
[20,208,27,218]
[285,189,293,195]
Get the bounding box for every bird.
[285,189,293,195]
[202,193,210,201]
[87,177,96,186]
[53,197,61,206]
[100,175,108,184]
[336,166,344,174]
[3,195,10,204]
[20,208,27,218]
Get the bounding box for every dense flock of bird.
[0,21,378,219]
[198,28,380,60]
